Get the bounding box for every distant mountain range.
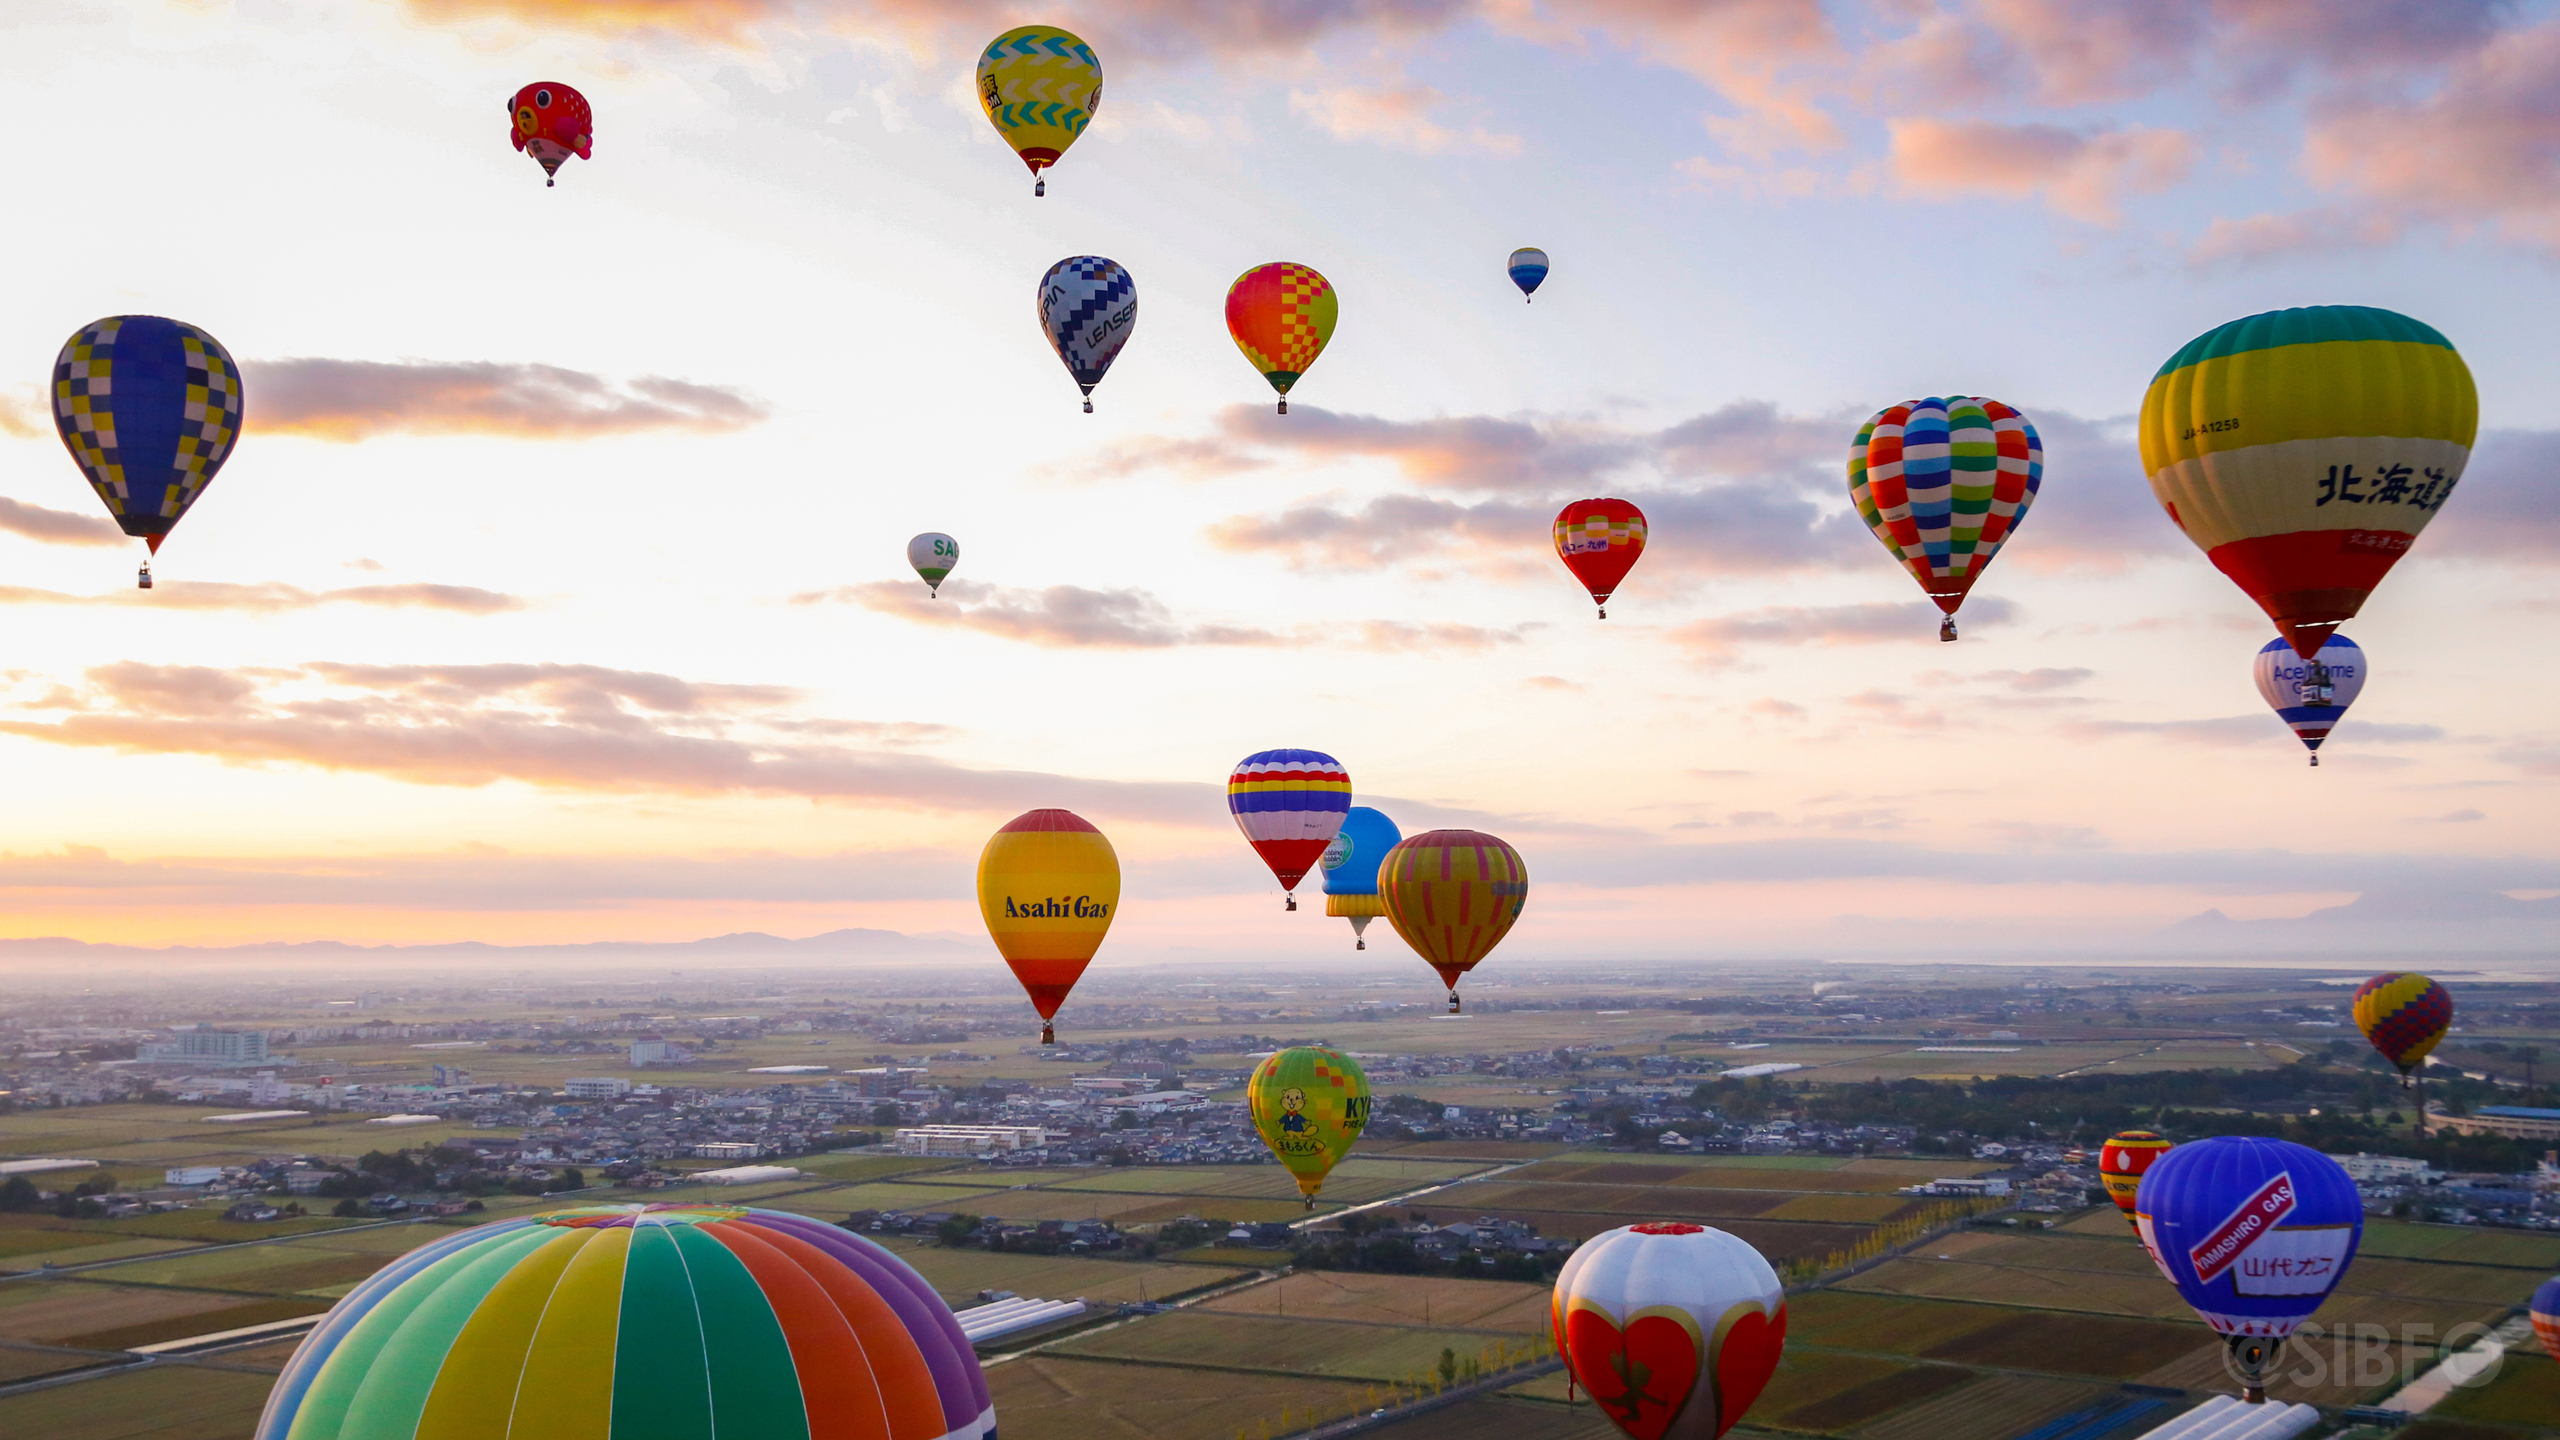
[0,927,982,971]
[2162,889,2560,955]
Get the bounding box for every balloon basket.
[2309,754,2318,767]
[1354,938,1365,950]
[546,178,555,188]
[1041,1024,1055,1046]
[1285,895,1297,912]
[137,565,153,591]
[1596,606,1607,619]
[2225,1335,2281,1404]
[1034,177,1045,197]
[1277,398,1288,415]
[1939,617,1958,642]
[1083,399,1093,413]
[1447,992,1462,1014]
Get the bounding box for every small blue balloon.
[1507,247,1548,300]
[1320,806,1402,898]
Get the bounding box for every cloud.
[1885,117,2194,224]
[0,391,49,439]
[1075,404,1638,492]
[0,581,525,614]
[2432,808,2486,823]
[0,659,1230,824]
[1669,597,2016,661]
[0,497,126,548]
[248,359,767,442]
[1287,82,1521,156]
[1919,667,2093,692]
[2063,715,2445,747]
[2185,206,2402,268]
[803,579,1531,651]
[2415,429,2560,560]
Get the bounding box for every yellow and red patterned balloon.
[1247,1046,1372,1207]
[1553,1223,1786,1440]
[1225,262,1336,414]
[2352,971,2453,1078]
[1378,829,1526,1012]
[977,809,1119,1045]
[976,27,1100,196]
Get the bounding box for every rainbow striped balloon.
[255,1204,992,1440]
[1848,396,2042,636]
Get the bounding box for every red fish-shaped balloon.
[508,81,593,187]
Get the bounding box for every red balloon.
[1553,498,1647,619]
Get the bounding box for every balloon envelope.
[977,810,1119,1038]
[908,533,957,594]
[2531,1275,2559,1363]
[1248,1046,1372,1203]
[1227,749,1351,896]
[2352,972,2453,1077]
[53,315,242,551]
[2134,1136,2361,1341]
[2141,306,2476,659]
[1554,498,1648,616]
[254,1203,991,1440]
[1039,256,1135,407]
[1508,247,1549,299]
[976,27,1099,188]
[1379,829,1527,998]
[2100,1131,2173,1224]
[508,81,592,182]
[2253,635,2364,757]
[1848,396,2041,621]
[1225,263,1336,407]
[1552,1223,1786,1440]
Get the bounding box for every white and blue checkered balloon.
[1038,256,1135,411]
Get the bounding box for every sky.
[1,0,2559,968]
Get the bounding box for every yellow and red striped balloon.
[2098,1131,2172,1228]
[1378,829,1526,1011]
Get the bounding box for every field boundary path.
[1290,1160,1543,1231]
[1278,1355,1565,1440]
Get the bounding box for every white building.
[1900,1177,2012,1198]
[164,1166,224,1187]
[896,1125,1049,1157]
[692,1142,760,1160]
[565,1077,632,1100]
[2332,1152,2440,1184]
[695,1165,803,1185]
[249,1071,292,1106]
[629,1036,671,1067]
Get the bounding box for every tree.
[872,1103,903,1127]
[937,1214,981,1248]
[0,1176,38,1212]
[333,1198,364,1217]
[1437,1348,1458,1386]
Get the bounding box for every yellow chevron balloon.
[976,26,1101,196]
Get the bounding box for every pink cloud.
[1288,81,1521,155]
[803,579,1530,651]
[1887,117,2193,223]
[2,659,1219,824]
[1669,597,2016,661]
[0,497,126,548]
[0,581,526,614]
[250,359,766,442]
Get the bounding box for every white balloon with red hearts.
[1551,1222,1787,1440]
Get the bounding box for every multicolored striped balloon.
[1225,263,1336,413]
[1553,498,1647,618]
[1378,829,1527,1011]
[975,26,1099,195]
[2352,972,2453,1079]
[1847,396,2041,640]
[1227,749,1351,907]
[1249,1045,1372,1206]
[2252,635,2364,765]
[2099,1130,2173,1228]
[2141,306,2475,659]
[255,1204,991,1440]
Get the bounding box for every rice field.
[989,1354,1377,1440]
[889,1244,1251,1306]
[0,1361,279,1439]
[1199,1271,1550,1332]
[1051,1310,1527,1383]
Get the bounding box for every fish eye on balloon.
[535,89,552,107]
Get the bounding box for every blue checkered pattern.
[1038,255,1137,393]
[52,315,241,538]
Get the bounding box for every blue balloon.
[2531,1274,2558,1361]
[1318,805,1401,950]
[52,315,243,549]
[2135,1136,2360,1345]
[1321,806,1402,899]
[1507,247,1548,301]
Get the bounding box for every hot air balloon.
[908,533,957,597]
[2133,1137,2361,1404]
[1552,1223,1786,1440]
[1248,1046,1372,1208]
[976,27,1099,196]
[2531,1275,2559,1363]
[2253,635,2365,766]
[1039,256,1135,412]
[508,81,592,186]
[1554,499,1647,618]
[1227,749,1351,911]
[2141,306,2476,660]
[978,809,1118,1045]
[1225,263,1336,414]
[1379,829,1526,1013]
[1320,805,1401,950]
[253,1203,992,1440]
[2100,1131,2173,1230]
[2353,972,2452,1086]
[1508,247,1549,302]
[1848,396,2042,641]
[53,316,242,589]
